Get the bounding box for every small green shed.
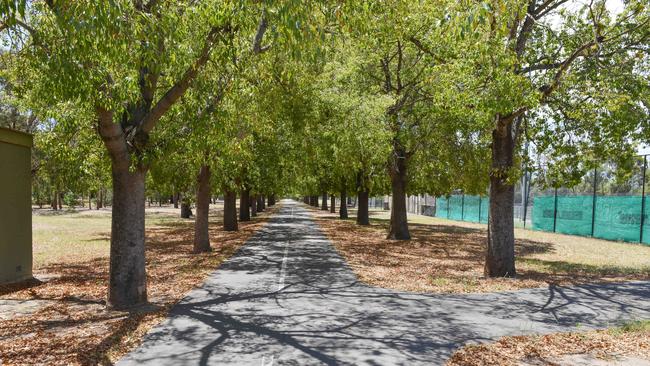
[0,127,33,284]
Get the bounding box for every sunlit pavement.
[118,199,650,366]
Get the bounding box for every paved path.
[118,200,650,365]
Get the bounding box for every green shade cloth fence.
[532,195,650,244]
[435,195,489,224]
[433,194,650,245]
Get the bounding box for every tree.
[7,1,276,309]
[472,0,650,277]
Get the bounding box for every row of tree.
[0,0,648,309]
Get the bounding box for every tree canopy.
[1,0,648,307]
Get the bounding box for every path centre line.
[277,207,293,291]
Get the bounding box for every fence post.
[447,196,450,219]
[641,155,647,243]
[461,193,465,221]
[522,172,529,228]
[553,187,558,233]
[591,167,597,237]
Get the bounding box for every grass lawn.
[0,204,277,365]
[448,320,650,366]
[31,206,187,268]
[310,205,650,293]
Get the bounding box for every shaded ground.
[118,201,650,365]
[448,321,650,366]
[310,207,650,293]
[0,204,278,365]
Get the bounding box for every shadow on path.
[118,200,650,365]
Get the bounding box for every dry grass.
[31,206,191,268]
[310,206,650,293]
[0,204,278,365]
[447,321,650,365]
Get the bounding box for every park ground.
[1,201,649,365]
[0,203,278,365]
[307,204,650,365]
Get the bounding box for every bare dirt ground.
[0,204,278,365]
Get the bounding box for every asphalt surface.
[118,199,650,366]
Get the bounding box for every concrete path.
[118,200,650,366]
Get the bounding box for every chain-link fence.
[402,156,650,245]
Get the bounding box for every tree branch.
[140,25,228,134]
[407,36,445,64]
[540,38,600,101]
[517,61,562,74]
[96,105,129,165]
[252,13,270,54]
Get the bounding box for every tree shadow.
[118,203,650,365]
[0,207,280,365]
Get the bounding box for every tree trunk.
[321,192,328,210]
[173,192,179,209]
[223,189,238,231]
[260,195,266,210]
[330,195,336,213]
[89,192,92,209]
[339,188,348,219]
[58,191,62,210]
[193,165,211,253]
[387,153,411,240]
[251,195,258,217]
[96,189,103,210]
[108,164,147,309]
[311,195,319,207]
[52,191,57,210]
[485,120,517,278]
[181,199,192,218]
[256,195,264,212]
[357,190,369,225]
[239,188,251,221]
[269,194,276,206]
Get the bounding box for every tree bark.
[107,164,147,309]
[260,195,266,210]
[339,188,348,219]
[251,195,258,217]
[173,192,179,209]
[485,119,516,278]
[310,195,318,207]
[58,191,62,210]
[239,188,251,221]
[321,192,328,210]
[223,189,238,231]
[51,191,57,210]
[330,195,336,213]
[357,190,369,225]
[256,195,264,212]
[181,199,192,218]
[193,165,211,253]
[387,152,411,240]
